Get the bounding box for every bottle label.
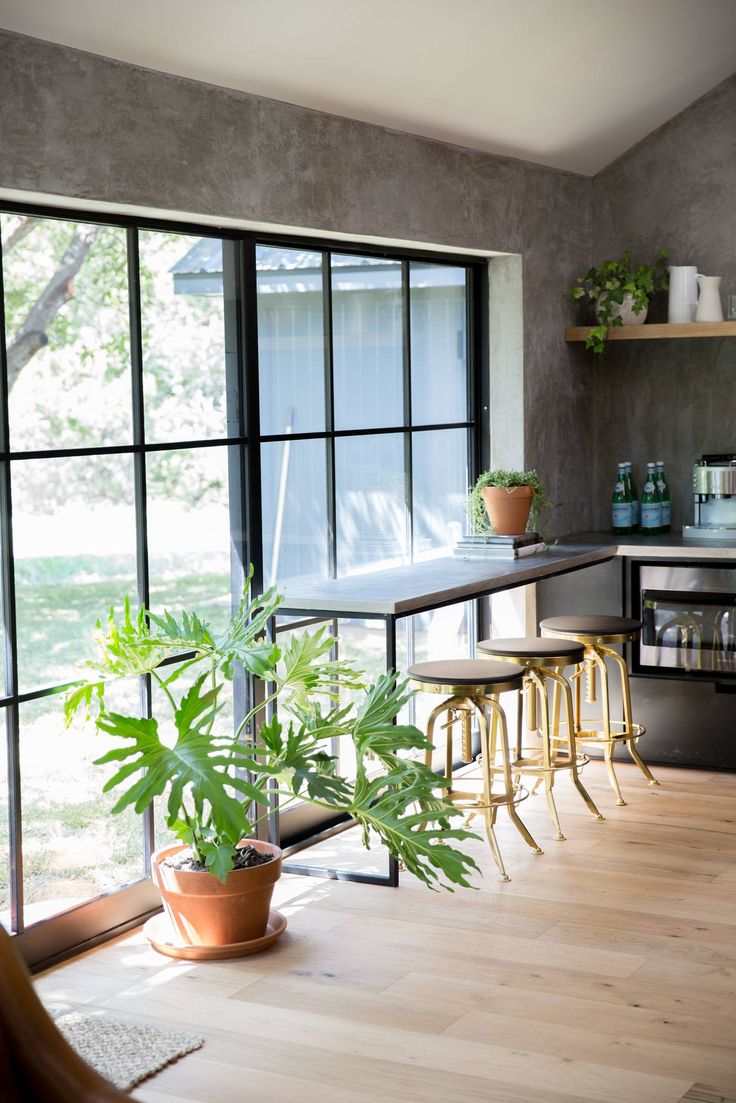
[631,498,641,524]
[641,502,662,529]
[660,500,671,526]
[612,502,632,528]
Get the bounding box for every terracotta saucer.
[143,909,288,960]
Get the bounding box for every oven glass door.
[636,564,736,677]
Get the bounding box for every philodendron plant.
[64,572,480,891]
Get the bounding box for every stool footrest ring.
[575,721,645,745]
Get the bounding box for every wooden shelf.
[566,321,736,343]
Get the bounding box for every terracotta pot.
[481,485,534,536]
[151,839,282,947]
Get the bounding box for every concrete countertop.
[280,542,616,617]
[280,534,736,619]
[567,531,736,559]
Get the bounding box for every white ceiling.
[3,0,736,175]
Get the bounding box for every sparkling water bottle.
[624,462,639,531]
[640,462,662,534]
[656,462,671,533]
[612,464,633,534]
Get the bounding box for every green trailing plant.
[468,468,550,536]
[64,571,480,891]
[570,249,669,353]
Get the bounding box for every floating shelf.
[566,321,736,343]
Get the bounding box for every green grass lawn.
[1,553,231,923]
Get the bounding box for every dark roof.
[171,238,393,278]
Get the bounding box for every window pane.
[13,455,137,692]
[1,214,132,450]
[257,246,326,435]
[336,434,407,575]
[412,428,469,560]
[332,255,404,430]
[262,439,329,589]
[0,712,9,930]
[396,604,474,756]
[21,689,145,927]
[139,231,228,443]
[0,486,5,694]
[146,446,232,638]
[410,263,468,425]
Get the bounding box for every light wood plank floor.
[36,762,736,1103]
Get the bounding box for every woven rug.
[50,1008,204,1092]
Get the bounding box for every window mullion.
[323,252,337,579]
[402,259,413,564]
[0,232,23,931]
[126,226,155,869]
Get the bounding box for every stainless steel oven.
[632,562,736,680]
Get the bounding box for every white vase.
[668,265,698,323]
[596,291,647,326]
[695,275,724,322]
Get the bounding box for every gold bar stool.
[408,658,543,882]
[539,614,659,806]
[476,637,604,839]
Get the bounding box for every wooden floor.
[36,762,736,1103]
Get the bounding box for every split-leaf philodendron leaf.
[65,568,481,890]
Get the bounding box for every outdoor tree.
[1,213,227,509]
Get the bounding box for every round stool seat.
[408,658,524,694]
[477,636,585,668]
[539,614,642,644]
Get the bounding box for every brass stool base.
[575,720,659,805]
[408,678,543,882]
[476,641,605,839]
[559,639,660,806]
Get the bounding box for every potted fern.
[65,572,479,957]
[570,249,669,353]
[468,469,549,537]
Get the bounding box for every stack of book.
[453,532,546,560]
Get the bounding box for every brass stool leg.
[592,648,626,806]
[531,669,565,841]
[606,646,659,787]
[419,699,461,832]
[445,708,455,779]
[486,693,543,856]
[476,704,510,882]
[550,666,562,743]
[425,700,448,770]
[547,668,604,821]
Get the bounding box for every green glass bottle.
[612,463,633,534]
[656,461,671,533]
[624,461,639,532]
[640,462,662,535]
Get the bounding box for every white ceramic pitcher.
[668,265,698,323]
[695,275,724,322]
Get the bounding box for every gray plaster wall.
[590,73,736,530]
[0,30,593,537]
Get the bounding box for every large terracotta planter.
[151,839,282,947]
[481,485,534,536]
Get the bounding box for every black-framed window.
[0,201,485,965]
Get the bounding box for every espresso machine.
[683,452,736,541]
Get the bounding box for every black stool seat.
[477,636,585,663]
[408,658,524,690]
[540,614,642,640]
